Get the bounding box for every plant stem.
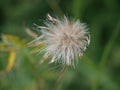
[46,0,63,16]
[99,22,120,69]
[92,21,120,90]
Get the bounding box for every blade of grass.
[99,21,120,69]
[92,21,120,90]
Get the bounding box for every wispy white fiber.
[31,14,90,67]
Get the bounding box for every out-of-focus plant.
[0,34,26,79]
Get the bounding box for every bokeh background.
[0,0,120,90]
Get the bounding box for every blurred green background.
[0,0,120,90]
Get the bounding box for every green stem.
[54,65,67,90]
[72,0,82,19]
[99,21,120,69]
[73,0,90,19]
[92,21,120,90]
[46,0,63,16]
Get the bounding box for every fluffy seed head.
[31,14,90,67]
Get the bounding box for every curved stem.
[54,65,67,90]
[92,21,120,90]
[99,22,120,69]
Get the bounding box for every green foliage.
[0,0,120,90]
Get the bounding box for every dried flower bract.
[30,14,90,67]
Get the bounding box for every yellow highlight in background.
[6,50,16,72]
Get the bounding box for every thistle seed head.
[31,14,90,67]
